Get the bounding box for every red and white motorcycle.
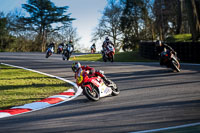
[102,44,115,62]
[76,69,119,101]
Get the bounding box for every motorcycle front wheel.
[83,86,100,101]
[46,52,49,58]
[110,54,114,62]
[66,53,70,60]
[171,58,180,72]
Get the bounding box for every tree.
[0,12,8,51]
[47,24,81,50]
[92,0,123,52]
[21,0,75,51]
[185,0,200,41]
[120,0,153,51]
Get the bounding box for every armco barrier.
[139,42,200,63]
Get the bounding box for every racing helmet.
[105,37,109,42]
[72,62,81,72]
[155,40,162,46]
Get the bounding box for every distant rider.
[71,62,111,85]
[47,41,55,53]
[102,37,114,55]
[57,42,64,54]
[155,40,177,65]
[91,43,96,53]
[63,40,74,55]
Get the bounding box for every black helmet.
[156,40,162,46]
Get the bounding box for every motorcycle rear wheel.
[111,86,119,96]
[83,86,100,101]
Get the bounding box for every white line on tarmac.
[130,122,200,133]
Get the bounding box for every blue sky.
[0,0,107,49]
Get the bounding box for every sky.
[0,0,107,51]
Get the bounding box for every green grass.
[72,54,102,61]
[166,34,192,42]
[0,64,72,110]
[158,125,200,133]
[71,51,156,62]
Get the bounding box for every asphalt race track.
[0,52,200,133]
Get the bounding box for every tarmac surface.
[0,52,200,133]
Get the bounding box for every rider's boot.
[102,76,111,85]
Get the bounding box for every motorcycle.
[57,45,63,54]
[62,45,73,60]
[76,69,119,101]
[45,47,53,58]
[160,48,180,72]
[91,46,96,53]
[102,44,115,62]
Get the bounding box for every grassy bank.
[71,51,156,62]
[166,34,192,42]
[0,64,72,110]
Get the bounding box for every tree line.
[0,0,200,52]
[92,0,200,52]
[0,0,80,52]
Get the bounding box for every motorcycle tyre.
[110,54,114,62]
[83,86,100,101]
[46,52,49,58]
[171,59,180,72]
[66,53,70,60]
[103,55,107,62]
[108,80,119,96]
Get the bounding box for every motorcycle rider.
[91,43,96,53]
[57,42,64,54]
[102,37,114,56]
[155,40,177,66]
[71,62,111,85]
[63,40,74,55]
[47,41,55,53]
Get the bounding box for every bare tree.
[92,0,123,52]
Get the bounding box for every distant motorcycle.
[160,48,180,72]
[76,69,119,101]
[57,45,63,54]
[62,44,73,60]
[45,47,53,58]
[91,46,96,53]
[102,44,115,62]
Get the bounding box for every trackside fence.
[139,42,200,63]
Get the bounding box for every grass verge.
[71,51,157,62]
[166,34,192,42]
[0,64,72,110]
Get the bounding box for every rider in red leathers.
[71,62,111,85]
